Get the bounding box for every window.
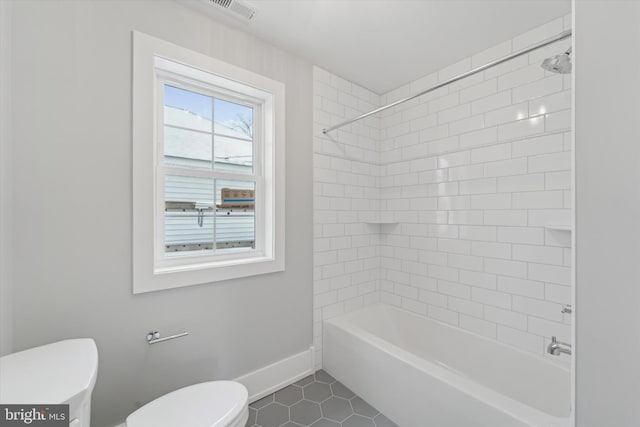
[133,32,285,293]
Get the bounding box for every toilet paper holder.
[146,330,189,344]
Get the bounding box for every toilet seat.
[126,381,248,427]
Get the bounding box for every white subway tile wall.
[313,67,383,369]
[313,15,572,369]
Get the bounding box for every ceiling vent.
[205,0,258,22]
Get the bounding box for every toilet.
[126,381,249,427]
[0,339,248,427]
[0,339,99,427]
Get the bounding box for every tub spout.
[547,336,572,356]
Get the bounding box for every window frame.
[132,31,285,294]
[155,73,265,268]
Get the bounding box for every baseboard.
[234,346,315,403]
[109,347,315,426]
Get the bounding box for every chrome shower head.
[541,47,572,74]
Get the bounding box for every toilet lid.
[126,381,248,427]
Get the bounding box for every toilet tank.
[0,339,98,427]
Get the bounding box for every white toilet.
[0,339,99,427]
[0,339,249,427]
[126,381,249,427]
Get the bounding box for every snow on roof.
[164,106,252,165]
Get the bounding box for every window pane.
[214,98,253,174]
[164,85,212,130]
[164,126,212,169]
[215,180,256,252]
[164,175,214,255]
[164,85,212,168]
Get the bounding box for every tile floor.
[246,370,397,427]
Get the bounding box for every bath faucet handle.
[561,304,572,314]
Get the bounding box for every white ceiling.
[186,0,571,94]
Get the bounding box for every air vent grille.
[209,0,232,8]
[206,0,257,21]
[229,1,256,20]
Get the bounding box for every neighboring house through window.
[162,86,256,254]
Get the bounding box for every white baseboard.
[234,346,315,403]
[109,347,315,426]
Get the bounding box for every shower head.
[541,47,572,74]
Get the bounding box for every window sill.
[133,254,284,294]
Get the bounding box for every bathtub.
[323,304,570,427]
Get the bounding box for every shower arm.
[322,29,572,134]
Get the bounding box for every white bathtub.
[323,304,571,427]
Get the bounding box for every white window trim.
[132,31,285,294]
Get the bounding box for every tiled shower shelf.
[545,224,572,232]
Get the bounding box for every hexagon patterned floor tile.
[246,370,398,427]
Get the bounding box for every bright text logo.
[0,405,68,427]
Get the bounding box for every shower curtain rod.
[322,29,572,134]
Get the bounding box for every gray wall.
[10,1,313,426]
[0,0,13,357]
[575,1,640,425]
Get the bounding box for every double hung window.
[133,32,285,293]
